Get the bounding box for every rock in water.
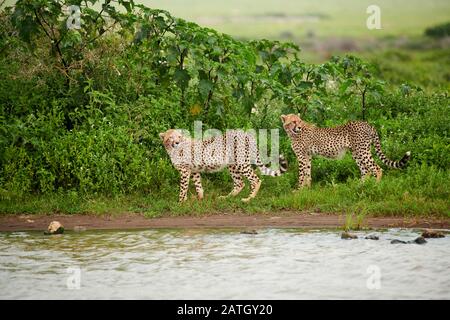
[241,229,258,235]
[421,230,445,238]
[341,232,357,239]
[365,235,379,240]
[44,221,64,235]
[411,236,427,245]
[391,239,407,244]
[391,237,427,245]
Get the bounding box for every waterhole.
[0,228,448,299]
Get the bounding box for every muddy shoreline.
[0,212,449,232]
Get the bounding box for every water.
[0,228,449,299]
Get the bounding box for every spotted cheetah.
[281,114,411,188]
[160,129,287,202]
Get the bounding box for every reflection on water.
[0,228,449,299]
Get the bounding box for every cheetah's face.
[159,129,184,150]
[281,114,302,136]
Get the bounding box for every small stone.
[241,229,258,235]
[341,232,358,239]
[365,235,379,240]
[411,236,427,245]
[391,239,407,244]
[44,221,64,235]
[421,230,445,238]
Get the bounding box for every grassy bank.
[1,165,448,217]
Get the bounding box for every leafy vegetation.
[0,0,448,217]
[425,22,450,39]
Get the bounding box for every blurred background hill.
[145,0,450,62]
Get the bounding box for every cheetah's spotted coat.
[160,129,287,202]
[281,114,410,188]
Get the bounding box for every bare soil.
[0,212,449,232]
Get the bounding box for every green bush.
[425,22,450,38]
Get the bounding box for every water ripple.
[0,228,448,299]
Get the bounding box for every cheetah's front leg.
[297,154,312,189]
[178,169,191,202]
[191,172,204,200]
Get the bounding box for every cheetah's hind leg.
[219,166,245,199]
[240,165,261,202]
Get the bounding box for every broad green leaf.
[298,81,313,89]
[198,79,213,98]
[173,69,190,90]
[339,79,354,94]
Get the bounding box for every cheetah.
[280,114,411,188]
[160,129,287,202]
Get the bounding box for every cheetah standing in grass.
[281,114,411,188]
[160,129,287,202]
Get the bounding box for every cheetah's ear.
[159,132,165,140]
[280,115,287,123]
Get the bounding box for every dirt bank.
[0,212,449,232]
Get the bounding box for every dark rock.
[241,229,258,235]
[365,235,379,240]
[391,237,427,245]
[44,221,64,235]
[341,232,358,239]
[421,230,445,238]
[411,236,427,245]
[391,239,407,244]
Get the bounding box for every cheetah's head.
[159,129,185,150]
[281,114,302,136]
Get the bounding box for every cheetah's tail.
[372,131,411,168]
[257,155,288,177]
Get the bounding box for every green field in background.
[144,0,450,39]
[3,0,449,39]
